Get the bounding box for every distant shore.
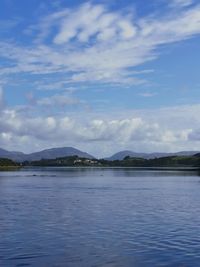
[0,166,21,171]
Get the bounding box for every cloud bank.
[0,88,200,157]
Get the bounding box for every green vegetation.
[23,156,101,167]
[0,158,20,170]
[23,154,200,168]
[1,154,200,169]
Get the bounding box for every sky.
[0,0,200,157]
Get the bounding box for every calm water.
[1,167,200,267]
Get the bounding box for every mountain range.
[0,147,94,162]
[106,150,199,160]
[0,147,199,162]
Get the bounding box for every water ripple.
[1,168,200,266]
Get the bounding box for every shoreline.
[1,165,199,172]
[0,166,21,171]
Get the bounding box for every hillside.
[107,150,199,160]
[0,158,20,170]
[25,147,94,161]
[26,156,99,167]
[24,155,200,168]
[0,146,199,163]
[0,147,94,162]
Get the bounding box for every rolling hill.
[0,147,94,162]
[107,150,199,160]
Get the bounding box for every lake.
[1,167,200,267]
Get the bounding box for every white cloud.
[37,93,82,107]
[170,0,193,7]
[189,129,200,141]
[138,92,156,97]
[1,3,200,85]
[0,93,200,156]
[53,3,136,44]
[0,86,5,110]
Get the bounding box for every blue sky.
[0,0,200,157]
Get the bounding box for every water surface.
[1,167,200,267]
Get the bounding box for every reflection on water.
[1,167,200,267]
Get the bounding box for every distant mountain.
[0,147,199,162]
[0,148,26,162]
[0,147,94,162]
[106,150,148,161]
[107,150,199,160]
[26,147,94,161]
